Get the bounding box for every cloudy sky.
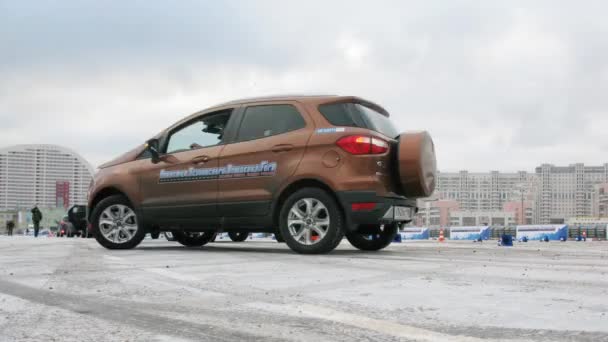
[1,1,607,171]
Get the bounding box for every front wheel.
[279,188,344,254]
[346,224,398,251]
[228,231,249,242]
[91,195,146,250]
[172,231,215,247]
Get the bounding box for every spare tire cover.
[396,131,437,198]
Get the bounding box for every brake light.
[336,135,389,155]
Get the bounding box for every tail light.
[336,135,389,155]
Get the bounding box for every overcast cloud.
[1,0,607,171]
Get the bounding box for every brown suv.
[88,95,436,254]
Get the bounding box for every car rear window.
[318,102,398,138]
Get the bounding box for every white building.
[435,170,538,212]
[0,144,94,210]
[535,164,608,224]
[436,164,608,225]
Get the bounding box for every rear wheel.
[91,195,146,250]
[172,231,215,247]
[228,231,249,242]
[279,188,344,254]
[346,224,398,251]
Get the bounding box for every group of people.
[4,205,43,237]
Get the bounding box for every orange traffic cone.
[438,228,445,242]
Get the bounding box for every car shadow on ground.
[136,243,405,256]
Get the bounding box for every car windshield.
[318,102,399,138]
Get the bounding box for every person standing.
[31,205,43,238]
[6,220,15,236]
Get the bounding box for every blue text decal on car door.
[159,161,277,183]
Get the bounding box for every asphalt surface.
[0,236,607,342]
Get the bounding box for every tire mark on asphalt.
[246,302,530,342]
[0,278,282,342]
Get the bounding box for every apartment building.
[435,170,537,212]
[0,144,94,210]
[535,164,608,224]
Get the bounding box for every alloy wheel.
[287,198,330,245]
[99,204,138,244]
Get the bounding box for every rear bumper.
[336,191,417,231]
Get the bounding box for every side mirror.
[146,138,161,164]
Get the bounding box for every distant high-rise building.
[435,164,607,225]
[435,170,537,212]
[534,164,608,224]
[0,144,94,210]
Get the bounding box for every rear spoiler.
[318,96,389,117]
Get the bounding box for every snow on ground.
[0,236,607,341]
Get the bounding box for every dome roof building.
[0,144,94,210]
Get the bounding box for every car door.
[217,102,313,217]
[137,109,235,226]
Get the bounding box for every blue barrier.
[516,224,568,241]
[500,234,513,247]
[400,227,430,240]
[450,226,491,240]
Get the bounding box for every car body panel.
[217,101,313,217]
[136,144,225,224]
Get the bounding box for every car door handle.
[272,144,293,153]
[191,155,210,164]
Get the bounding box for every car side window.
[166,111,231,154]
[236,104,306,142]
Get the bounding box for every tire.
[346,224,398,251]
[279,188,344,254]
[172,231,215,247]
[274,231,285,243]
[91,195,146,250]
[228,231,249,242]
